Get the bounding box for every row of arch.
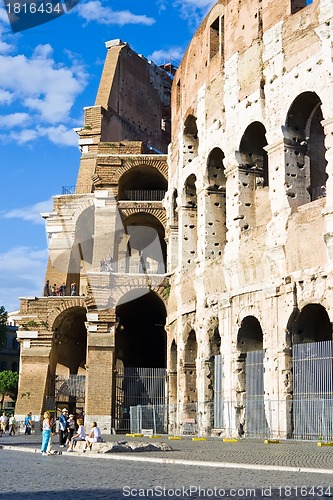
[182,90,327,204]
[169,302,333,406]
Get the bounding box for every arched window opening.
[183,115,198,165]
[236,316,267,437]
[115,212,167,275]
[67,205,95,296]
[292,304,332,344]
[238,122,268,187]
[118,165,167,201]
[284,92,327,206]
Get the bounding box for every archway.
[183,114,198,166]
[236,316,267,437]
[118,165,167,201]
[68,205,95,296]
[113,290,167,431]
[284,92,327,205]
[115,213,167,274]
[291,304,333,439]
[49,306,87,414]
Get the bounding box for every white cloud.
[0,112,30,128]
[174,0,215,26]
[148,47,184,66]
[38,124,78,146]
[0,246,48,312]
[3,199,53,225]
[0,89,14,105]
[0,48,86,123]
[0,41,87,146]
[76,1,155,26]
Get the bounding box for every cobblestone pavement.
[1,432,333,472]
[1,445,333,500]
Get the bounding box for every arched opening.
[291,304,333,440]
[115,213,167,274]
[181,175,197,267]
[236,316,267,437]
[206,148,227,258]
[68,206,95,296]
[293,304,332,344]
[183,114,198,165]
[284,92,327,206]
[115,290,167,369]
[49,306,87,414]
[118,165,167,201]
[239,122,268,187]
[114,291,167,431]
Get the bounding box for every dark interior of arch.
[207,147,226,189]
[115,291,167,368]
[185,330,197,364]
[118,165,167,200]
[53,307,87,374]
[184,115,198,138]
[122,212,167,271]
[293,304,332,344]
[286,91,321,135]
[239,121,268,186]
[170,340,177,371]
[285,92,327,198]
[237,315,263,352]
[185,174,197,207]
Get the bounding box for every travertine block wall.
[166,0,333,437]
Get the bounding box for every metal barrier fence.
[130,399,333,440]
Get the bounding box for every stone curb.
[2,445,333,475]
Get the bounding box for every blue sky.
[0,0,215,313]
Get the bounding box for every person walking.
[43,280,50,296]
[8,415,17,435]
[24,412,32,435]
[70,283,77,296]
[58,408,68,447]
[41,411,52,456]
[0,412,8,435]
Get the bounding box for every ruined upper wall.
[95,40,172,151]
[171,0,319,139]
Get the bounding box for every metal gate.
[214,354,224,428]
[293,340,333,440]
[245,350,269,437]
[114,367,166,432]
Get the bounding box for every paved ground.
[1,431,333,473]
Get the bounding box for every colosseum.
[15,0,333,440]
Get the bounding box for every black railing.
[122,190,166,201]
[62,185,93,195]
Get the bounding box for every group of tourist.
[41,408,102,456]
[43,281,77,297]
[0,411,17,436]
[100,255,114,272]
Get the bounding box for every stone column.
[15,336,52,421]
[92,190,119,272]
[84,311,116,432]
[264,139,291,277]
[322,119,333,260]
